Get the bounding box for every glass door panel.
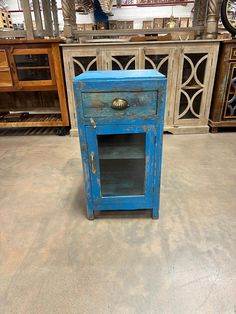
[14,54,51,82]
[16,68,51,81]
[86,125,155,209]
[97,133,146,196]
[14,54,49,67]
[224,64,236,118]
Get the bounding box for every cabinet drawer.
[0,50,9,67]
[0,70,12,86]
[81,91,158,118]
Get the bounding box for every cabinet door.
[222,62,236,119]
[10,48,55,86]
[104,49,139,70]
[142,47,178,126]
[64,48,101,131]
[72,50,100,76]
[86,124,155,210]
[174,45,218,126]
[0,49,13,87]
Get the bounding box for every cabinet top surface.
[0,39,63,45]
[74,70,165,82]
[61,39,222,48]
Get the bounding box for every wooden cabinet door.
[141,46,178,126]
[0,49,13,87]
[85,124,156,210]
[174,45,218,126]
[9,48,56,87]
[63,48,101,131]
[71,50,100,76]
[222,62,236,119]
[104,48,139,70]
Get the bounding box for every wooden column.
[51,0,59,37]
[206,0,220,39]
[193,0,200,26]
[20,0,34,39]
[32,0,44,38]
[193,0,208,27]
[62,0,75,43]
[193,0,207,39]
[71,8,77,33]
[42,0,53,37]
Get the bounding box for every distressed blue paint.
[74,69,165,80]
[77,124,94,220]
[81,91,158,118]
[74,70,167,219]
[153,80,167,219]
[86,124,155,210]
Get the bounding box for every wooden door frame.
[174,43,219,127]
[63,47,101,132]
[140,45,179,127]
[9,47,56,87]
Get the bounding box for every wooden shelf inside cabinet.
[0,114,64,128]
[0,40,70,129]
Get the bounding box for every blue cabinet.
[74,70,166,219]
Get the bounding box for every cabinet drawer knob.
[111,98,129,110]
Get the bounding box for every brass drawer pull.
[111,98,129,110]
[90,152,96,174]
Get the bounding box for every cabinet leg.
[210,126,218,133]
[152,208,159,220]
[87,209,94,220]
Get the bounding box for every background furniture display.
[77,23,94,31]
[0,0,59,39]
[0,9,13,29]
[143,18,192,30]
[0,0,220,41]
[63,40,219,136]
[0,39,69,129]
[209,40,236,132]
[74,70,166,220]
[61,0,220,43]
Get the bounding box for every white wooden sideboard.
[62,40,220,136]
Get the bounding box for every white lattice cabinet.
[62,40,220,136]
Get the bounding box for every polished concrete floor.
[0,133,235,314]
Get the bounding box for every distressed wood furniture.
[73,70,166,219]
[0,39,69,129]
[209,40,236,132]
[62,40,220,136]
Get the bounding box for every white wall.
[6,0,194,30]
[108,4,193,29]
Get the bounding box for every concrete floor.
[0,133,235,314]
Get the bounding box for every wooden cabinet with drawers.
[63,40,220,136]
[0,39,69,129]
[209,40,236,132]
[74,70,166,219]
